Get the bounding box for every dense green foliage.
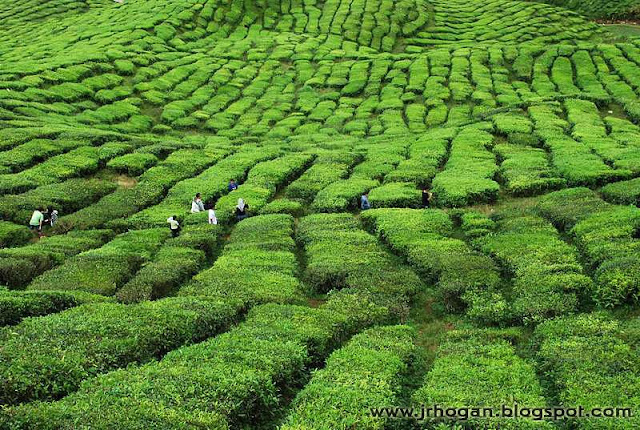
[282,325,416,428]
[1,0,640,427]
[0,297,238,404]
[180,214,306,306]
[534,313,640,428]
[413,329,553,429]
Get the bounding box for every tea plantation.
[1,0,640,428]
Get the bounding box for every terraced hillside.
[1,0,640,429]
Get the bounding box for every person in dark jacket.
[422,188,433,208]
[228,179,238,192]
[235,198,249,221]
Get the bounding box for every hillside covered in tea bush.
[0,0,640,428]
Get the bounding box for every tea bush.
[180,215,305,306]
[115,225,220,303]
[432,127,500,207]
[0,229,114,288]
[413,329,553,429]
[27,229,169,296]
[297,213,422,314]
[362,209,503,321]
[2,0,640,425]
[601,178,640,206]
[0,296,239,404]
[534,312,640,429]
[0,221,32,248]
[476,213,589,324]
[0,288,113,326]
[282,325,416,429]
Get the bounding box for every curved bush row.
[460,210,496,239]
[284,151,361,201]
[530,104,632,187]
[0,221,31,248]
[259,198,304,216]
[368,181,422,208]
[537,188,640,307]
[115,224,223,304]
[0,126,62,152]
[0,229,114,288]
[311,135,415,212]
[60,143,231,230]
[361,208,502,322]
[353,135,411,182]
[1,291,390,429]
[494,143,566,196]
[0,137,89,173]
[313,177,379,212]
[0,296,239,405]
[1,212,422,428]
[431,126,500,207]
[297,213,423,315]
[180,214,304,306]
[384,129,452,186]
[413,328,553,429]
[107,152,159,177]
[572,206,640,307]
[6,42,640,139]
[475,212,591,324]
[565,98,640,176]
[282,325,416,429]
[407,0,598,47]
[537,0,640,19]
[0,178,117,225]
[125,145,280,229]
[0,288,113,327]
[534,312,640,429]
[601,177,640,206]
[0,142,135,194]
[535,186,610,231]
[26,229,169,296]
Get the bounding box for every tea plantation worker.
[49,207,59,227]
[422,188,433,209]
[228,179,238,192]
[207,204,218,225]
[191,193,205,213]
[42,207,51,225]
[167,215,181,237]
[235,198,249,221]
[361,192,370,210]
[29,207,44,236]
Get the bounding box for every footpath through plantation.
[0,0,640,428]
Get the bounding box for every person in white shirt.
[191,193,205,213]
[208,205,218,225]
[167,216,180,237]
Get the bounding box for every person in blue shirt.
[228,179,238,192]
[360,192,371,210]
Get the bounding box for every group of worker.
[168,182,432,236]
[167,180,249,237]
[28,181,433,240]
[29,206,59,237]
